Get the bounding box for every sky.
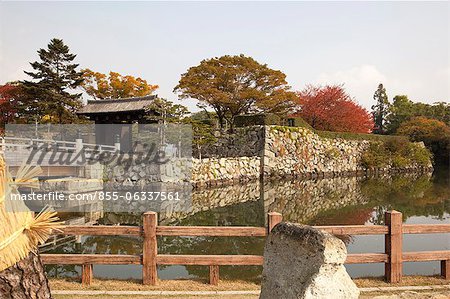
[0,1,448,112]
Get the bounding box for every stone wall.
[102,125,432,188]
[192,125,432,187]
[191,157,260,188]
[194,126,264,158]
[263,126,369,178]
[263,126,432,179]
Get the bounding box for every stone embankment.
[192,126,432,187]
[99,125,432,188]
[191,157,260,188]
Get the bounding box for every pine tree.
[371,83,389,134]
[22,38,84,123]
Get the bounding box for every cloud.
[315,65,388,109]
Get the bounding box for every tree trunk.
[0,251,52,299]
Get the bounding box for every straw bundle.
[0,156,62,271]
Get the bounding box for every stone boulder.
[260,222,360,299]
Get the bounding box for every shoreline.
[192,167,434,189]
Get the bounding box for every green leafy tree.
[371,83,390,134]
[397,116,450,165]
[145,98,189,124]
[425,102,450,125]
[386,97,450,133]
[408,101,449,125]
[385,95,415,133]
[191,121,217,159]
[174,54,296,131]
[22,38,84,123]
[144,99,190,152]
[190,110,218,128]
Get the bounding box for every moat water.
[44,167,449,281]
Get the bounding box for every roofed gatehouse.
[77,95,159,123]
[77,95,160,151]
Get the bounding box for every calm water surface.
[45,168,449,281]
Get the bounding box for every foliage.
[385,96,450,133]
[22,38,84,124]
[190,110,218,127]
[396,116,450,164]
[361,143,389,168]
[385,95,415,134]
[397,117,449,143]
[361,138,432,168]
[371,83,390,134]
[81,69,158,99]
[190,121,217,159]
[295,84,374,133]
[144,98,189,124]
[0,82,53,127]
[0,84,19,133]
[174,54,296,130]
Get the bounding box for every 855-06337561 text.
[9,191,181,202]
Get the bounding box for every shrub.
[408,144,432,166]
[361,139,432,169]
[392,155,409,168]
[361,143,388,168]
[384,138,410,154]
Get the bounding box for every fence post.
[114,134,121,151]
[441,260,449,280]
[385,210,403,283]
[267,212,282,234]
[209,265,219,285]
[81,264,93,285]
[143,211,158,285]
[0,137,5,154]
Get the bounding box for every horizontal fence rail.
[42,210,450,286]
[0,137,117,155]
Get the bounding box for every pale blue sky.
[0,1,448,111]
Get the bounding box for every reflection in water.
[44,170,449,280]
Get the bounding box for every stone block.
[260,222,359,299]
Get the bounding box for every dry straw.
[0,156,62,271]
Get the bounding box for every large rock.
[260,222,360,299]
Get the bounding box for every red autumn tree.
[0,84,18,133]
[295,84,374,133]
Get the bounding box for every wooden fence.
[41,210,450,286]
[0,136,117,154]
